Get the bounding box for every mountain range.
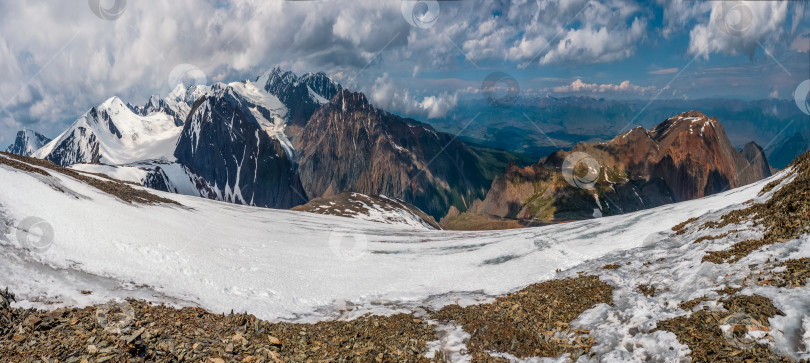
[443,111,772,229]
[430,96,809,169]
[7,68,774,226]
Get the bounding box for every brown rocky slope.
[444,111,771,229]
[296,90,495,220]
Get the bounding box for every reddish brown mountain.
[442,111,772,229]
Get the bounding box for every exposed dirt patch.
[672,217,698,235]
[439,211,541,231]
[769,258,810,288]
[0,154,51,177]
[0,298,437,363]
[637,284,657,297]
[602,263,621,270]
[432,275,613,361]
[678,296,710,311]
[694,231,735,244]
[0,153,179,206]
[715,285,744,297]
[758,175,788,196]
[656,294,789,362]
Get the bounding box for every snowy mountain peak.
[254,67,342,125]
[650,110,718,141]
[33,96,183,166]
[99,96,126,109]
[167,83,187,101]
[4,129,52,157]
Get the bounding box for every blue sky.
[0,0,808,146]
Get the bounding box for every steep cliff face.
[296,90,490,219]
[741,141,773,178]
[451,111,772,227]
[174,83,307,209]
[255,68,341,127]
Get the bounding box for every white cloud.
[687,1,789,59]
[0,0,804,143]
[648,68,679,75]
[551,79,656,95]
[370,73,457,119]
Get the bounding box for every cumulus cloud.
[540,17,647,64]
[0,0,805,142]
[687,1,790,59]
[550,79,656,95]
[370,73,457,119]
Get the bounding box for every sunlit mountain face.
[1,1,810,362]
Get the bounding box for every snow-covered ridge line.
[33,96,184,166]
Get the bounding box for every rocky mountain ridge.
[4,129,51,157]
[296,90,493,219]
[443,111,772,229]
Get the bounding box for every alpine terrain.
[1,145,809,361]
[443,111,773,229]
[4,129,52,157]
[18,68,517,220]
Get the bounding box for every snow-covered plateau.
[1,153,808,361]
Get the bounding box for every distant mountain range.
[429,96,809,169]
[6,68,778,227]
[13,68,515,219]
[442,111,772,229]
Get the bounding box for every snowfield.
[1,154,808,361]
